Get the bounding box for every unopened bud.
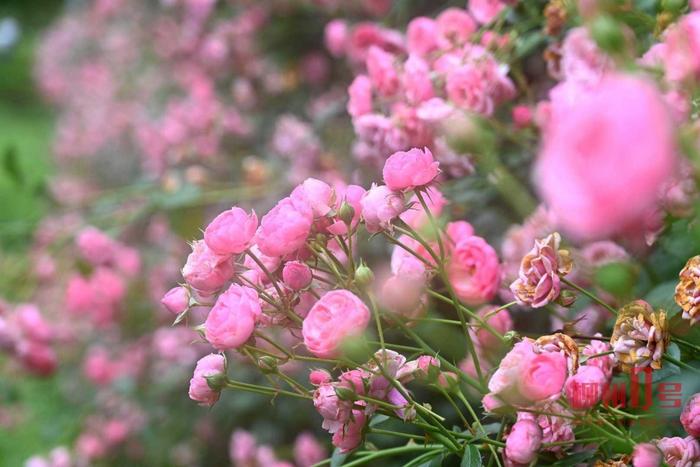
[258,356,279,374]
[354,262,374,288]
[337,202,355,225]
[556,290,577,307]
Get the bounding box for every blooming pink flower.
[403,55,434,104]
[14,304,52,343]
[255,196,314,257]
[160,286,190,315]
[324,19,348,57]
[294,432,327,467]
[657,436,700,467]
[582,337,615,379]
[469,0,507,25]
[331,408,366,452]
[348,75,373,118]
[203,207,257,255]
[366,46,399,97]
[302,290,371,357]
[406,17,438,56]
[537,74,677,240]
[309,369,332,386]
[313,382,352,433]
[282,261,313,291]
[486,339,568,407]
[560,27,613,85]
[446,235,501,306]
[17,341,57,376]
[505,419,542,465]
[662,12,700,83]
[229,430,257,466]
[379,274,426,319]
[188,353,225,406]
[292,178,334,217]
[512,105,533,129]
[436,8,476,49]
[564,365,607,410]
[632,443,662,467]
[383,147,439,192]
[360,184,404,233]
[681,393,700,438]
[76,226,117,265]
[474,306,513,352]
[182,240,235,293]
[204,284,260,350]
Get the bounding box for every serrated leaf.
[330,448,348,467]
[461,445,482,467]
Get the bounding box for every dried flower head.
[610,300,669,373]
[535,333,580,375]
[675,255,700,326]
[510,233,573,308]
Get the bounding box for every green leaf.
[461,445,482,467]
[330,448,348,467]
[552,449,595,466]
[369,414,390,427]
[2,145,24,186]
[644,281,680,316]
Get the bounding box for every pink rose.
[383,147,439,191]
[436,8,476,49]
[632,443,662,467]
[360,184,404,233]
[403,55,434,104]
[512,105,532,129]
[204,285,260,350]
[302,290,371,357]
[17,341,57,376]
[407,17,438,56]
[188,353,225,406]
[292,178,334,217]
[348,75,373,118]
[182,240,234,293]
[309,369,332,386]
[564,365,607,410]
[505,419,542,465]
[161,286,190,315]
[662,12,700,83]
[313,382,351,433]
[681,393,700,438]
[582,338,615,379]
[203,207,257,255]
[294,432,327,467]
[327,184,366,235]
[255,196,313,257]
[474,306,513,351]
[282,261,313,291]
[537,74,677,240]
[446,236,500,306]
[76,226,117,266]
[14,304,52,343]
[324,19,348,57]
[469,0,508,25]
[366,46,399,97]
[379,274,426,319]
[229,430,257,466]
[332,408,366,452]
[657,436,700,467]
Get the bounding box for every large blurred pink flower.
[469,0,508,25]
[204,284,260,350]
[302,290,371,357]
[203,207,257,255]
[406,17,438,56]
[536,74,677,240]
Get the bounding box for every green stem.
[562,278,618,316]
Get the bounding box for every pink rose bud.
[512,105,533,129]
[302,290,371,358]
[294,432,327,467]
[203,207,258,256]
[188,353,226,406]
[360,184,404,233]
[505,419,543,465]
[681,393,700,438]
[309,369,332,386]
[519,351,568,403]
[161,286,190,315]
[255,196,314,257]
[632,443,662,467]
[324,19,348,57]
[204,285,260,350]
[182,240,235,293]
[446,235,501,306]
[282,261,313,291]
[382,147,439,192]
[564,365,608,410]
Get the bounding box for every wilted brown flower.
[675,255,700,326]
[610,300,668,373]
[535,333,580,375]
[510,233,573,308]
[594,456,631,467]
